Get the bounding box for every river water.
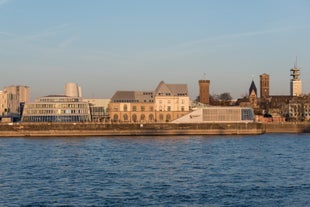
[0,134,309,207]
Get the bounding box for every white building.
[290,65,302,96]
[172,107,255,123]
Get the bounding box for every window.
[123,114,128,121]
[149,114,154,121]
[159,114,164,121]
[132,106,137,111]
[166,114,171,121]
[113,114,119,121]
[132,114,137,122]
[123,104,128,112]
[141,106,145,111]
[141,114,145,121]
[167,106,171,111]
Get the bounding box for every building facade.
[287,96,310,121]
[84,98,110,122]
[109,91,155,123]
[0,85,30,118]
[108,81,190,123]
[199,79,210,105]
[172,107,255,123]
[22,95,91,122]
[260,73,270,98]
[154,81,190,122]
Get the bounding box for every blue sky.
[0,0,309,100]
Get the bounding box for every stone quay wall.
[0,122,309,137]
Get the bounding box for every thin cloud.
[178,27,296,48]
[127,27,300,64]
[58,36,79,48]
[26,24,69,40]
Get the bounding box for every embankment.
[0,122,262,137]
[0,122,309,137]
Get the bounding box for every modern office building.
[22,95,91,122]
[0,85,30,118]
[199,79,210,105]
[84,98,110,122]
[260,73,270,98]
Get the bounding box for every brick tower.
[199,80,210,105]
[260,73,270,98]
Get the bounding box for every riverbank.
[0,122,309,137]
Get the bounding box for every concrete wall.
[0,122,309,137]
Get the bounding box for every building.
[172,107,255,123]
[84,98,110,122]
[109,91,155,123]
[22,95,91,122]
[287,96,310,121]
[249,80,258,108]
[0,85,30,120]
[108,81,190,123]
[65,82,82,97]
[260,73,270,98]
[154,81,190,122]
[199,79,210,105]
[290,64,302,96]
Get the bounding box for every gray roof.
[154,81,188,96]
[111,91,154,103]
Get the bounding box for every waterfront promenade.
[0,122,309,137]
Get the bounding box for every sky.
[0,0,309,100]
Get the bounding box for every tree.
[219,92,232,102]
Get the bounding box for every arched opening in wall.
[132,114,137,122]
[123,104,128,112]
[140,114,145,122]
[149,114,154,122]
[159,114,164,122]
[113,114,118,122]
[166,114,171,122]
[123,114,128,122]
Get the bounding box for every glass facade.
[203,107,254,122]
[22,96,91,122]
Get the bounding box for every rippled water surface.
[0,134,309,206]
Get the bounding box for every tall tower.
[290,62,302,96]
[260,73,270,98]
[199,79,210,105]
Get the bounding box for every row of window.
[38,98,81,103]
[25,103,88,109]
[113,99,154,103]
[112,113,172,122]
[22,115,90,122]
[23,109,89,115]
